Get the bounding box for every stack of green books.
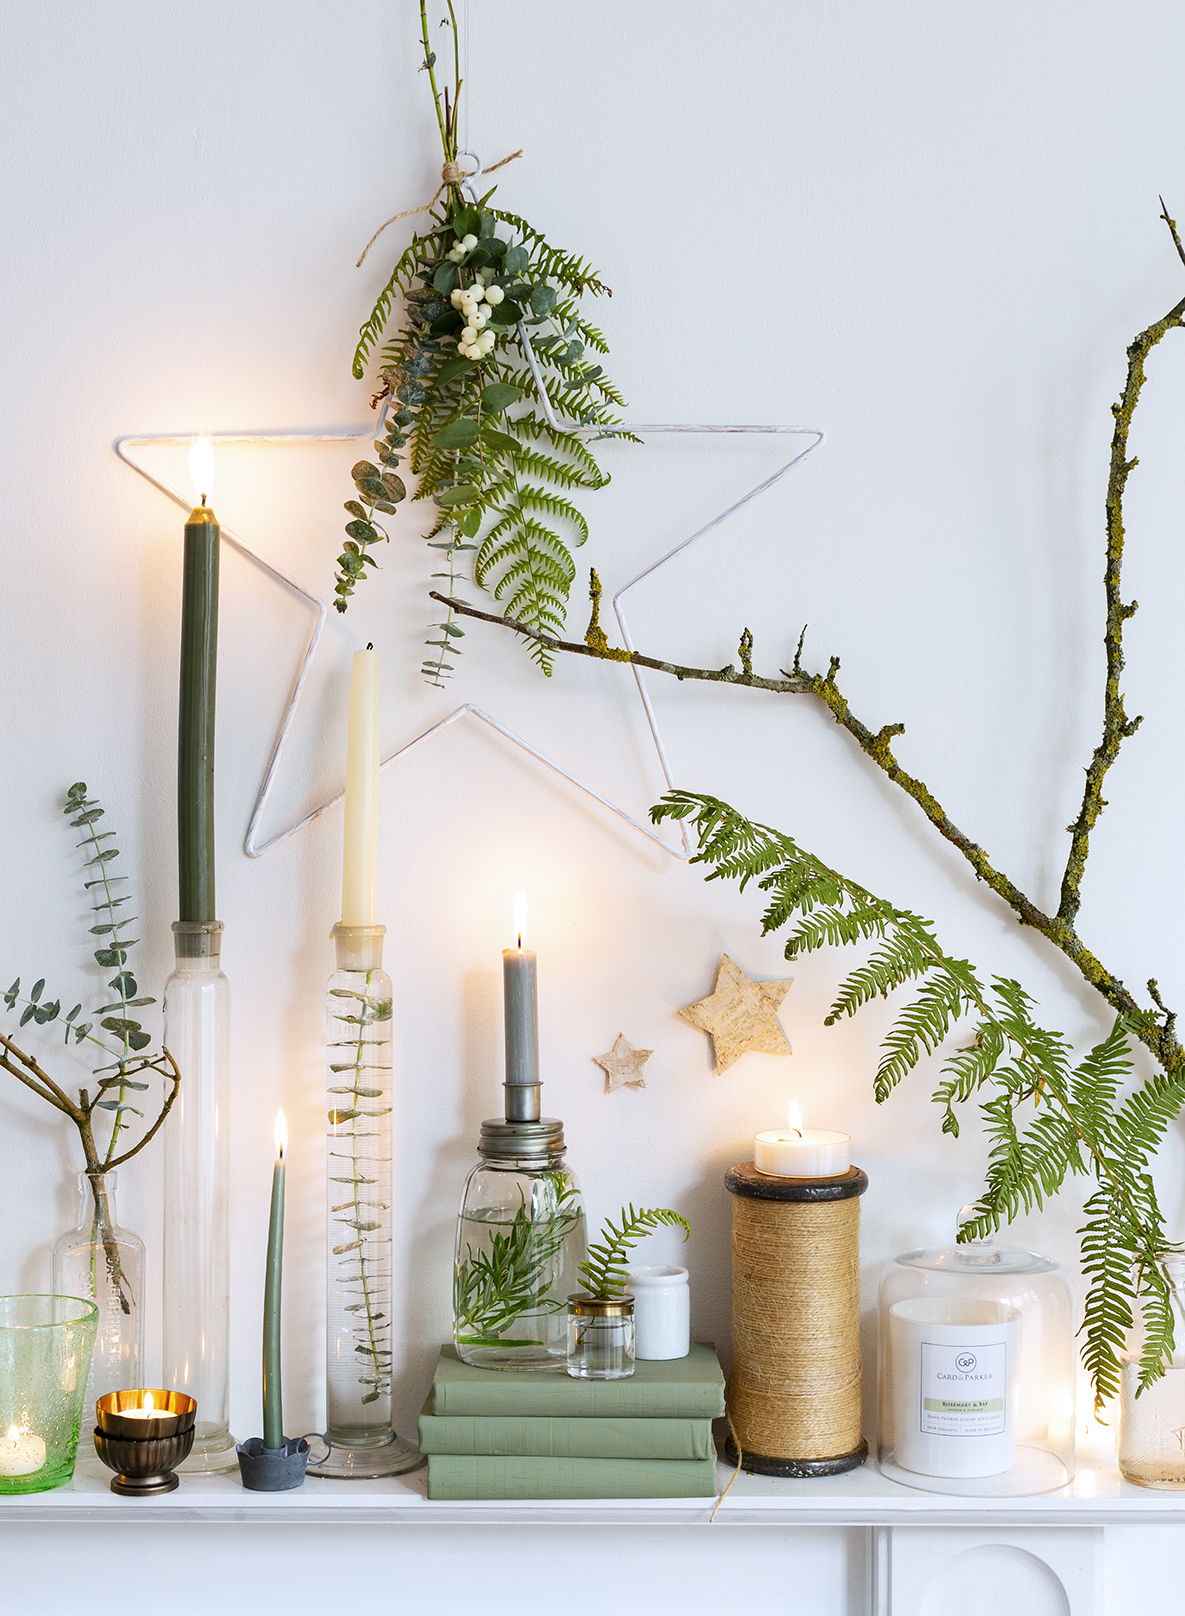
[419,1343,726,1499]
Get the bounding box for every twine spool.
[724,1161,868,1477]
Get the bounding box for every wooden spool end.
[725,1161,869,1203]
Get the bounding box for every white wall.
[3,0,1185,1545]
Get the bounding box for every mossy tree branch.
[429,210,1185,1084]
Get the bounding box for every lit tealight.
[754,1100,850,1178]
[188,437,216,506]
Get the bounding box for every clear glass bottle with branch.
[1,785,180,1405]
[309,923,419,1477]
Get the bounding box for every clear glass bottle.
[566,1294,635,1379]
[309,923,419,1478]
[162,919,236,1471]
[878,1208,1076,1497]
[1119,1253,1185,1489]
[52,1170,144,1403]
[454,1121,586,1370]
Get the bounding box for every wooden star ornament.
[594,1034,653,1093]
[678,954,793,1074]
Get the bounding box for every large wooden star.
[678,954,793,1074]
[594,1033,653,1093]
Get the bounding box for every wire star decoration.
[678,954,794,1074]
[116,335,823,861]
[593,1034,654,1093]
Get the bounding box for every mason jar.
[453,1119,585,1370]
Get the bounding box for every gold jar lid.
[567,1292,634,1317]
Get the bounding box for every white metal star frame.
[115,152,825,863]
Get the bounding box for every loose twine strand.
[708,1379,743,1524]
[355,149,524,268]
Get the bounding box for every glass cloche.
[878,1209,1075,1496]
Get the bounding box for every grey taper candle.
[502,895,539,1121]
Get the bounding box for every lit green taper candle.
[178,438,219,922]
[262,1109,287,1451]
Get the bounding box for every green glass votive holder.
[0,1294,99,1494]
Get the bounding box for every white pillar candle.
[753,1101,850,1178]
[0,1425,46,1476]
[341,647,380,927]
[890,1298,1020,1478]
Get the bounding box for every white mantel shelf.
[1,1454,1181,1529]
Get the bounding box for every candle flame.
[514,889,528,950]
[5,1425,17,1442]
[786,1100,803,1138]
[142,1392,154,1415]
[275,1108,288,1160]
[188,437,216,504]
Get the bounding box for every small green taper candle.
[262,1110,287,1451]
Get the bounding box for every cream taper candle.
[341,646,380,926]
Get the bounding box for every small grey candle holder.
[236,1433,330,1492]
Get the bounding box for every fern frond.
[577,1205,690,1299]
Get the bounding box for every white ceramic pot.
[627,1265,690,1360]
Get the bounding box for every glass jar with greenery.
[453,1121,585,1370]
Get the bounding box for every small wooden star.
[594,1034,653,1093]
[678,954,793,1074]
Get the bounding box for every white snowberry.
[461,326,477,343]
[484,284,505,306]
[450,288,464,306]
[460,233,478,251]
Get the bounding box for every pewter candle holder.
[94,1390,196,1495]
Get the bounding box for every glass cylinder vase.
[454,1127,586,1370]
[309,923,419,1478]
[52,1171,144,1403]
[1119,1253,1185,1489]
[0,1295,98,1493]
[162,919,236,1472]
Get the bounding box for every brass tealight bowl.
[94,1390,197,1495]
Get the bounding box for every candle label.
[918,1340,1008,1437]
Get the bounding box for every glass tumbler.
[0,1294,99,1493]
[1119,1253,1185,1489]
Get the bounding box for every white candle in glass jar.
[0,1425,46,1475]
[890,1298,1020,1479]
[754,1101,850,1178]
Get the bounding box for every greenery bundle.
[578,1206,690,1300]
[335,1,632,684]
[1,784,180,1308]
[432,206,1185,1406]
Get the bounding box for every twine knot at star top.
[678,954,793,1074]
[356,148,525,267]
[594,1034,653,1093]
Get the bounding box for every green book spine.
[431,1342,726,1419]
[418,1402,715,1459]
[427,1454,720,1500]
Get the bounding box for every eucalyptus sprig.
[335,0,634,683]
[1,784,180,1311]
[578,1205,690,1301]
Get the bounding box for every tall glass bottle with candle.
[453,893,587,1370]
[162,440,237,1472]
[309,648,419,1477]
